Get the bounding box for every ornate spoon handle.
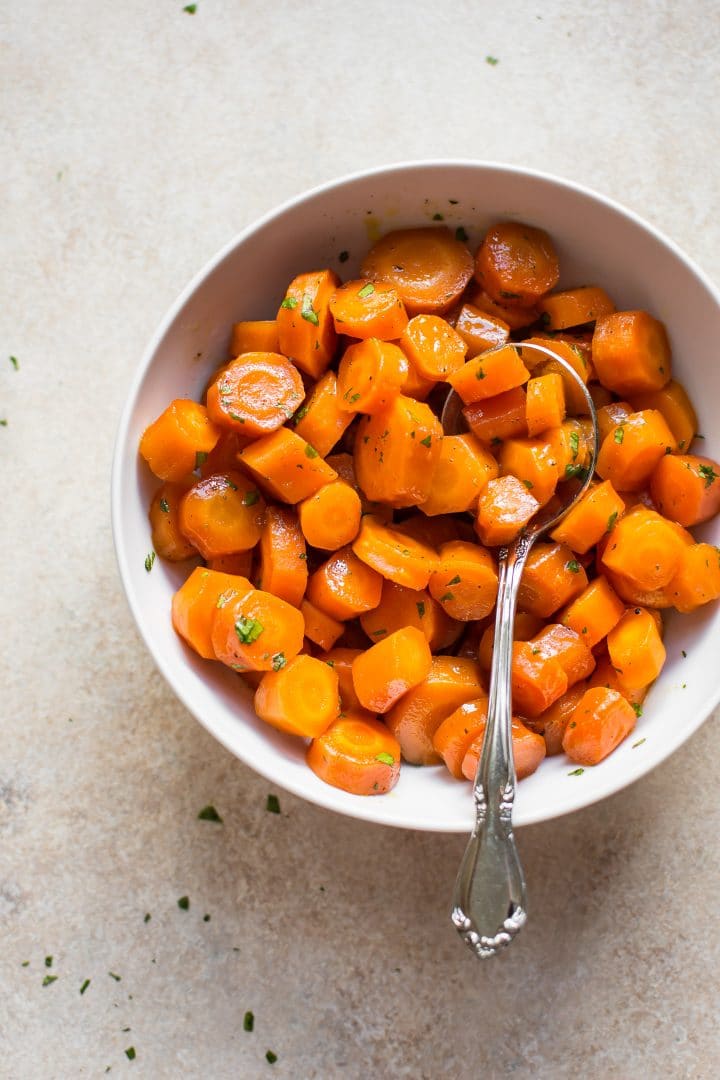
[451,533,534,958]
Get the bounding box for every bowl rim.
[111,157,720,831]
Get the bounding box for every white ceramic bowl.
[112,160,720,831]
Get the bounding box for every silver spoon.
[442,341,599,958]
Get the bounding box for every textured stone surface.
[1,1,719,1076]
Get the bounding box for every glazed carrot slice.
[318,648,362,710]
[360,226,473,315]
[467,285,539,329]
[550,479,626,554]
[254,655,339,738]
[511,643,568,717]
[499,435,560,506]
[525,373,566,436]
[401,357,435,401]
[292,371,353,458]
[595,401,633,443]
[475,475,540,546]
[172,567,253,659]
[207,551,254,576]
[538,286,615,330]
[529,624,595,687]
[352,515,438,590]
[385,657,484,765]
[666,543,720,612]
[256,505,307,607]
[351,626,432,712]
[419,433,498,516]
[298,480,362,551]
[428,541,498,621]
[306,712,401,795]
[462,386,528,444]
[558,576,626,648]
[359,580,459,651]
[477,613,544,671]
[592,310,671,395]
[238,428,338,503]
[329,279,408,340]
[353,394,443,506]
[398,315,467,381]
[199,429,251,476]
[600,506,687,591]
[230,320,279,356]
[521,336,591,415]
[211,586,305,672]
[596,409,676,491]
[530,682,588,756]
[179,470,265,559]
[140,399,220,482]
[517,542,588,618]
[433,697,490,778]
[453,303,510,357]
[649,453,720,527]
[306,547,383,621]
[562,687,637,765]
[628,379,697,451]
[337,339,408,414]
[607,607,666,691]
[276,268,340,379]
[447,344,530,405]
[461,718,546,781]
[588,656,648,709]
[206,353,304,437]
[301,599,344,651]
[149,481,196,561]
[474,222,559,307]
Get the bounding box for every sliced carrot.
[474,222,559,307]
[596,409,676,491]
[461,718,546,781]
[306,712,401,795]
[607,607,666,691]
[359,580,459,651]
[521,336,591,415]
[475,475,540,546]
[172,567,253,659]
[428,541,498,621]
[530,682,588,756]
[207,551,254,576]
[529,623,595,687]
[238,427,338,503]
[329,279,408,340]
[298,481,362,551]
[517,542,588,618]
[588,656,648,709]
[361,226,473,315]
[649,453,720,527]
[558,576,625,647]
[447,344,530,405]
[401,356,435,401]
[419,433,498,516]
[477,613,544,671]
[301,596,346,651]
[433,697,490,778]
[600,506,687,591]
[206,353,304,437]
[453,303,510,356]
[398,314,467,381]
[351,626,432,713]
[385,657,484,765]
[550,479,626,554]
[462,386,528,444]
[538,286,615,330]
[511,642,568,716]
[525,373,566,436]
[318,648,362,709]
[666,543,720,612]
[588,383,615,410]
[211,586,305,672]
[139,399,220,482]
[468,285,539,329]
[628,379,697,451]
[337,338,408,414]
[353,394,443,507]
[230,320,280,356]
[306,547,383,621]
[292,371,353,457]
[149,481,196,561]
[179,471,265,559]
[352,515,438,590]
[562,687,637,765]
[592,310,671,395]
[256,506,307,607]
[499,434,560,506]
[276,268,339,379]
[254,655,339,737]
[596,401,633,443]
[199,429,251,476]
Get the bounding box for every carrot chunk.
[256,506,307,607]
[140,399,220,482]
[352,515,438,590]
[301,599,344,651]
[517,542,588,617]
[292,371,353,458]
[433,697,490,778]
[337,338,408,415]
[477,613,544,672]
[386,658,484,765]
[461,718,546,781]
[298,481,362,551]
[179,471,265,559]
[511,642,568,717]
[172,568,253,659]
[607,607,666,691]
[550,480,626,554]
[230,319,279,356]
[649,453,720,527]
[525,373,566,436]
[149,481,196,561]
[399,314,467,381]
[600,506,687,592]
[318,648,362,710]
[306,712,401,795]
[462,386,527,444]
[529,683,588,756]
[206,353,304,437]
[306,547,383,621]
[529,623,596,687]
[558,576,625,647]
[238,427,338,503]
[592,310,672,395]
[499,433,560,506]
[428,540,498,621]
[453,303,510,357]
[474,222,559,307]
[468,285,539,329]
[354,394,443,507]
[666,543,720,612]
[596,409,675,491]
[627,379,697,451]
[419,433,498,516]
[563,687,637,765]
[475,475,540,546]
[276,269,339,379]
[538,286,615,330]
[361,227,473,315]
[448,344,530,405]
[208,551,254,577]
[211,586,305,672]
[329,279,409,340]
[254,655,339,737]
[351,627,433,713]
[359,580,459,651]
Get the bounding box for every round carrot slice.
[298,480,362,550]
[329,279,409,340]
[149,481,196,561]
[360,227,474,315]
[428,540,499,621]
[206,353,304,437]
[351,626,432,713]
[211,586,305,672]
[254,655,339,737]
[352,515,438,590]
[306,712,401,796]
[179,470,265,559]
[336,339,408,415]
[474,222,559,307]
[399,315,467,381]
[461,718,546,781]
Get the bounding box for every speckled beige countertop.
[2,2,719,1077]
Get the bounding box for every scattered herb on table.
[198,804,223,823]
[108,971,121,982]
[42,975,58,987]
[266,794,281,814]
[125,1047,136,1061]
[80,979,90,994]
[177,896,190,910]
[485,55,499,65]
[9,355,19,370]
[266,1051,278,1064]
[244,1011,254,1032]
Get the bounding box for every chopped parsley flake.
[229,413,245,425]
[144,913,151,923]
[455,226,468,243]
[159,497,170,513]
[566,560,581,574]
[564,464,588,480]
[9,355,19,370]
[0,419,7,426]
[271,652,286,671]
[523,479,534,490]
[266,794,281,814]
[632,737,646,748]
[177,896,190,910]
[607,510,619,531]
[198,805,223,823]
[108,971,121,981]
[681,650,687,658]
[42,975,58,987]
[244,1011,255,1032]
[371,628,386,636]
[45,956,53,968]
[125,1047,136,1061]
[614,426,625,444]
[569,431,579,460]
[293,404,309,425]
[80,979,90,994]
[568,768,584,776]
[183,4,197,12]
[266,1051,278,1065]
[280,296,298,309]
[632,703,643,717]
[416,601,425,618]
[195,450,208,468]
[235,616,264,644]
[304,444,319,459]
[698,463,718,488]
[243,490,260,506]
[301,296,320,325]
[447,575,462,586]
[440,592,455,602]
[349,393,361,404]
[144,552,156,573]
[376,752,395,766]
[420,435,432,447]
[475,367,487,380]
[485,55,499,64]
[338,251,349,263]
[357,282,375,299]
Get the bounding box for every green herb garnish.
[243,490,260,506]
[108,971,121,981]
[440,592,455,602]
[357,282,375,299]
[125,1047,136,1061]
[266,794,281,814]
[376,752,395,766]
[293,404,309,425]
[698,463,718,488]
[243,1011,255,1032]
[523,479,534,490]
[614,426,625,444]
[485,55,499,65]
[447,575,462,586]
[632,703,643,717]
[301,296,320,325]
[272,652,286,671]
[569,431,579,460]
[475,367,486,380]
[266,1051,278,1065]
[568,768,584,776]
[371,628,386,636]
[144,552,156,573]
[280,296,298,309]
[45,956,53,968]
[566,560,581,574]
[0,419,7,426]
[9,355,19,370]
[432,213,444,221]
[177,896,190,910]
[564,464,588,480]
[159,497,170,513]
[198,805,223,823]
[144,913,151,923]
[607,510,618,531]
[183,4,197,12]
[420,435,432,447]
[416,601,425,618]
[304,444,319,459]
[632,737,646,748]
[42,975,58,986]
[80,979,90,994]
[235,616,264,644]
